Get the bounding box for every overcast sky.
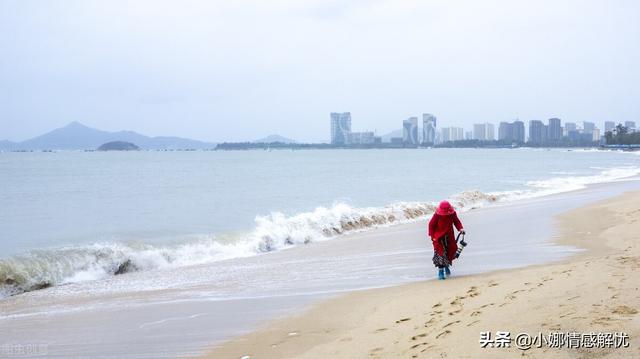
[1,0,639,142]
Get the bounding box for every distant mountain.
[380,129,402,143]
[253,134,296,144]
[1,122,217,150]
[0,140,18,151]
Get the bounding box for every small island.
[97,141,140,151]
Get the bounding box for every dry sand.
[202,191,640,358]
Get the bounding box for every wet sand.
[203,190,640,358]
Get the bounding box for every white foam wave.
[1,166,639,298]
[526,166,640,194]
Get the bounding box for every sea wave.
[1,166,639,298]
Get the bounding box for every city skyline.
[329,111,633,146]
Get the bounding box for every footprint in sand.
[396,318,411,323]
[480,303,495,308]
[467,320,480,327]
[374,328,388,333]
[442,320,460,328]
[592,317,615,326]
[424,318,437,327]
[612,306,638,315]
[411,333,427,340]
[450,296,466,306]
[466,286,480,297]
[432,303,442,308]
[488,282,499,287]
[436,330,451,339]
[470,310,481,317]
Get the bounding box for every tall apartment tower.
[422,114,437,145]
[547,118,562,142]
[499,120,526,144]
[473,123,495,141]
[403,117,419,145]
[564,122,577,137]
[582,121,595,134]
[625,121,636,130]
[529,120,547,144]
[498,122,514,142]
[486,123,495,141]
[330,112,352,145]
[441,127,464,142]
[513,120,525,143]
[604,121,616,133]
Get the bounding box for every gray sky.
[1,0,639,142]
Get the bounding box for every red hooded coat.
[428,211,464,262]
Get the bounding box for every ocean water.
[1,148,639,298]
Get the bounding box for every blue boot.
[438,268,445,280]
[445,266,451,278]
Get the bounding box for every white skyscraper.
[473,123,495,141]
[330,112,352,145]
[441,127,464,142]
[422,113,437,145]
[403,117,419,145]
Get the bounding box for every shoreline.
[201,190,640,358]
[2,178,639,358]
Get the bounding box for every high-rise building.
[330,112,351,145]
[473,124,485,140]
[528,120,547,144]
[422,114,437,145]
[473,123,495,141]
[567,129,581,141]
[564,122,577,137]
[547,118,562,142]
[486,123,495,141]
[403,117,419,145]
[498,122,514,142]
[441,127,464,142]
[625,121,636,130]
[604,121,616,133]
[513,120,525,143]
[592,128,601,142]
[346,131,376,145]
[454,127,464,141]
[441,127,452,142]
[582,121,595,134]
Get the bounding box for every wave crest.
[2,165,639,298]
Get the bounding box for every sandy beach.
[203,190,640,358]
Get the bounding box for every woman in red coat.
[428,200,465,280]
